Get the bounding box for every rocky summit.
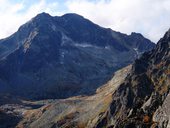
[0,12,155,100]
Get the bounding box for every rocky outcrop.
[153,93,170,128]
[94,29,170,128]
[0,12,155,100]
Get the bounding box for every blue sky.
[1,0,170,42]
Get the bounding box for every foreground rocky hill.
[0,13,154,100]
[94,29,170,127]
[5,28,168,128]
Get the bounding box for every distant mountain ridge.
[0,12,155,100]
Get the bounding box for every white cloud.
[0,0,60,39]
[66,0,170,42]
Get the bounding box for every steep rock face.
[153,93,170,128]
[95,29,170,127]
[0,12,155,100]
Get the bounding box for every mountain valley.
[0,13,169,128]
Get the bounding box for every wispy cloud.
[0,0,60,39]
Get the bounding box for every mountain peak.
[162,28,170,41]
[32,12,52,22]
[34,12,84,20]
[36,12,51,17]
[156,29,170,48]
[0,12,155,100]
[130,32,144,38]
[61,13,84,19]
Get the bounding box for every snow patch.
[73,43,101,49]
[105,46,111,50]
[61,51,65,58]
[133,48,140,58]
[59,50,68,65]
[74,43,94,48]
[51,24,56,31]
[61,33,102,49]
[61,33,73,46]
